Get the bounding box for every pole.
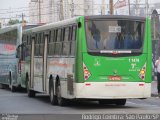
[128,0,131,15]
[22,13,25,26]
[102,0,105,15]
[153,15,156,39]
[92,0,94,15]
[145,0,148,17]
[71,0,74,17]
[39,0,41,23]
[60,0,64,20]
[109,0,113,15]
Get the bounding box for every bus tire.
[49,83,58,105]
[98,100,107,105]
[56,83,67,106]
[115,99,126,106]
[28,89,35,97]
[0,84,4,89]
[9,72,16,92]
[11,85,16,92]
[26,74,35,97]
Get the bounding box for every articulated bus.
[0,24,39,92]
[22,15,152,106]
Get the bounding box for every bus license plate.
[108,76,121,81]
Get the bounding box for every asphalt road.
[0,88,160,120]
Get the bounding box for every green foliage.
[8,19,20,25]
[8,19,27,25]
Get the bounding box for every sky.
[0,0,160,22]
[0,0,30,22]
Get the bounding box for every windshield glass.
[85,20,144,52]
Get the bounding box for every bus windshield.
[0,29,17,56]
[85,20,144,53]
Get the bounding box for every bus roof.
[23,15,146,34]
[23,16,81,34]
[0,24,22,34]
[0,23,41,35]
[84,15,146,21]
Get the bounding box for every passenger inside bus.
[114,32,125,49]
[131,31,142,49]
[88,21,102,49]
[124,32,133,49]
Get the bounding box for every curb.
[151,93,159,97]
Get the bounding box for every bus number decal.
[129,58,140,63]
[129,58,140,72]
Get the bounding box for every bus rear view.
[76,16,152,105]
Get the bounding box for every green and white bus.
[22,15,152,106]
[0,24,39,92]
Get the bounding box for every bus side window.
[48,31,51,55]
[48,30,55,56]
[21,43,25,61]
[16,45,21,58]
[62,27,70,56]
[55,29,62,56]
[54,30,57,42]
[35,34,39,56]
[28,35,31,57]
[39,33,44,56]
[70,26,77,56]
[57,29,61,42]
[17,43,25,61]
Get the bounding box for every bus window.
[70,26,77,56]
[57,29,61,42]
[70,41,75,56]
[51,30,55,42]
[48,44,55,56]
[34,34,39,56]
[54,43,62,56]
[21,44,25,61]
[39,33,44,56]
[64,27,69,41]
[62,27,70,56]
[85,20,144,52]
[69,27,72,41]
[48,31,55,56]
[53,30,58,42]
[72,26,77,41]
[62,28,65,41]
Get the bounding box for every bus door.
[43,33,48,92]
[30,36,35,89]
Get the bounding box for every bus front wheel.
[28,89,35,97]
[26,75,35,97]
[9,72,16,92]
[11,85,16,92]
[0,84,4,89]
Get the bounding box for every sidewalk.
[151,80,158,97]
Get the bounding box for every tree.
[8,19,20,25]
